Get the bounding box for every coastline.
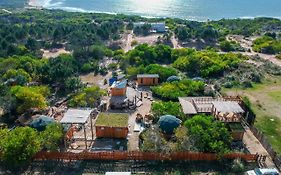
[25,0,281,22]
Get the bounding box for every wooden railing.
[33,151,258,162]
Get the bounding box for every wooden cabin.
[137,74,159,86]
[111,80,127,96]
[95,113,129,139]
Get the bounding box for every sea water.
[34,0,281,21]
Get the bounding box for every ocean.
[32,0,281,21]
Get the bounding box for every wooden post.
[84,124,87,149]
[90,116,94,140]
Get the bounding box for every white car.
[246,168,279,175]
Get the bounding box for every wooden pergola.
[60,109,97,150]
[211,101,245,122]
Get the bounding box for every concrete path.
[127,92,152,151]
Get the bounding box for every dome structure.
[29,115,55,131]
[158,115,181,134]
[167,76,181,82]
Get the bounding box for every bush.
[68,86,106,108]
[81,63,93,73]
[0,127,41,167]
[131,40,138,46]
[10,86,50,114]
[184,115,232,154]
[151,101,185,122]
[151,79,205,101]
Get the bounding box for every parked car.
[246,168,279,175]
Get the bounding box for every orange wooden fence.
[33,151,258,162]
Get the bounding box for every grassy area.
[222,76,281,155]
[95,113,128,127]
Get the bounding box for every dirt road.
[124,31,133,52]
[227,35,281,67]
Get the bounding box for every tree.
[68,86,106,107]
[151,79,205,101]
[144,64,177,82]
[10,86,49,114]
[184,115,232,154]
[219,40,235,52]
[41,54,77,83]
[3,68,32,85]
[40,123,63,151]
[64,77,83,93]
[0,127,41,167]
[151,101,185,122]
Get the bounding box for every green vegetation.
[0,124,63,167]
[0,127,41,167]
[140,115,232,154]
[253,36,281,54]
[172,49,245,77]
[68,86,106,108]
[96,113,129,127]
[151,101,185,122]
[151,79,205,101]
[184,115,232,154]
[39,123,63,151]
[10,85,50,114]
[219,40,244,52]
[127,64,177,81]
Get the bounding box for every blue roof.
[112,80,127,89]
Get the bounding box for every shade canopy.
[212,101,244,113]
[158,115,181,134]
[60,109,92,124]
[29,115,55,131]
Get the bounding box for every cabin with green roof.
[95,113,129,139]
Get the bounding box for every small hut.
[95,113,129,139]
[158,115,181,135]
[137,74,159,86]
[111,80,127,96]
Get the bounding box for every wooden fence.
[33,151,258,162]
[250,126,281,171]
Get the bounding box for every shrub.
[81,63,93,73]
[151,79,205,101]
[68,86,106,108]
[151,101,185,122]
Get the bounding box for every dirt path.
[123,31,133,52]
[41,48,71,59]
[171,33,182,49]
[227,35,281,67]
[243,128,276,168]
